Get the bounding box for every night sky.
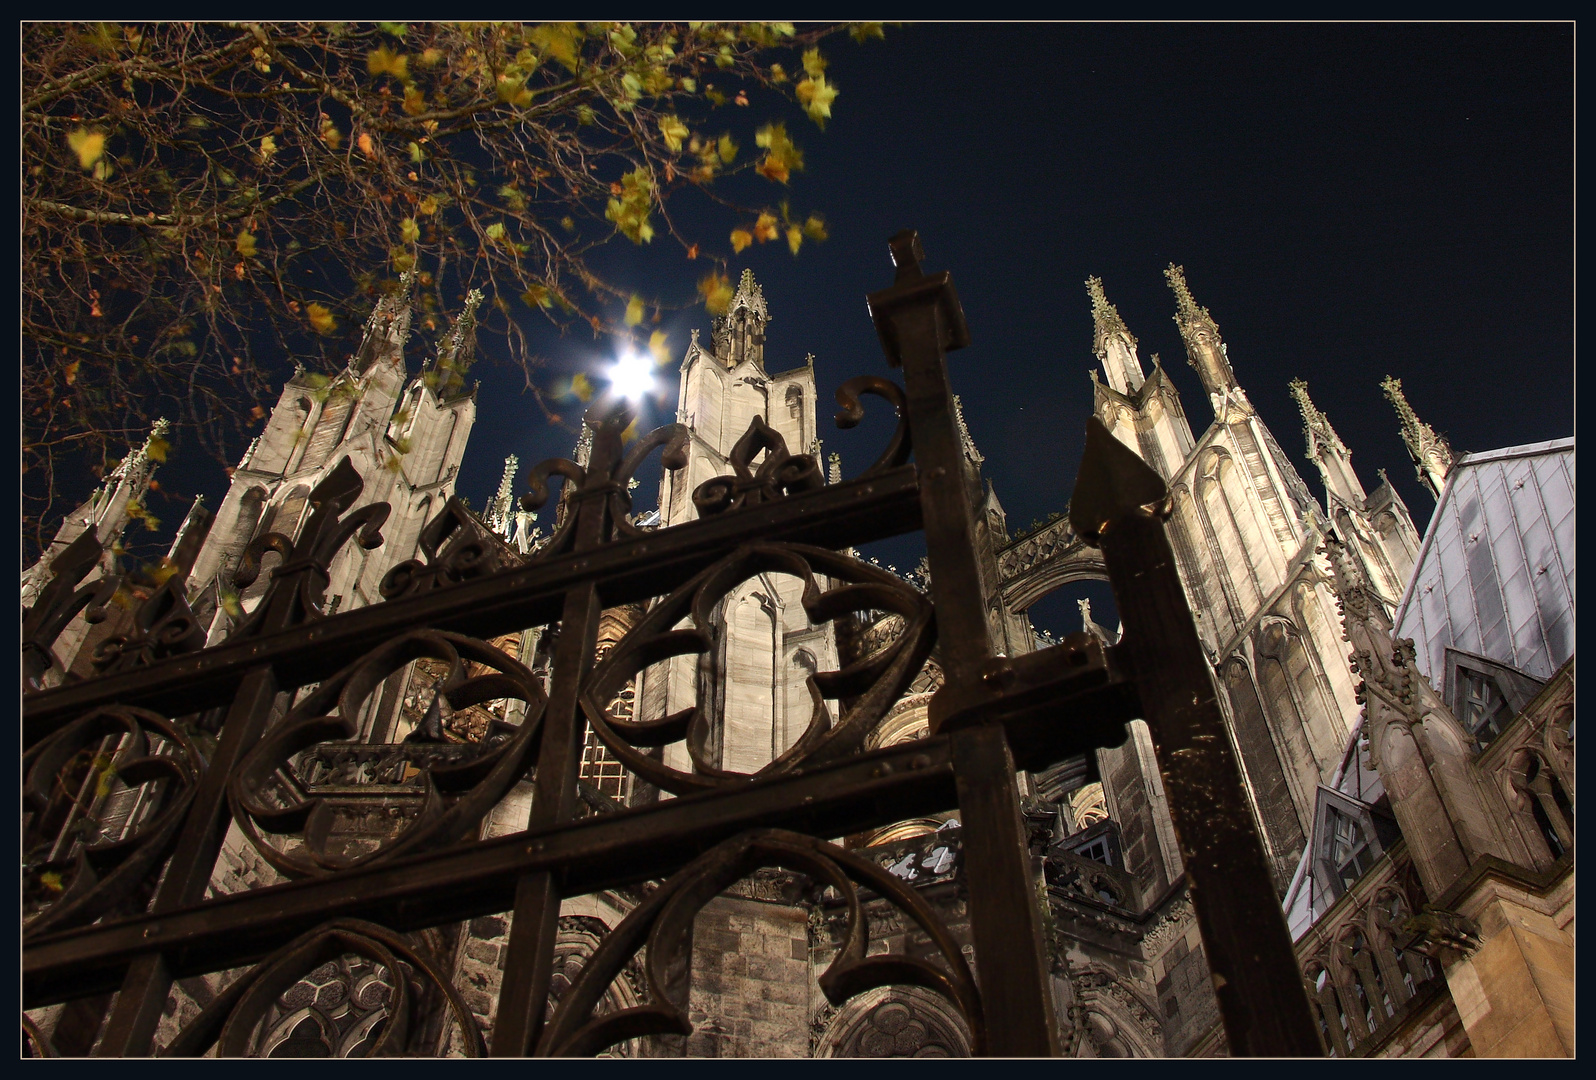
[129,23,1574,639]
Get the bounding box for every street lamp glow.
[607,351,654,401]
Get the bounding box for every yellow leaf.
[146,435,170,463]
[530,23,581,71]
[358,132,377,158]
[418,195,439,216]
[729,228,753,254]
[786,225,803,255]
[620,417,640,443]
[698,272,733,316]
[801,48,826,79]
[259,135,278,161]
[367,46,409,81]
[717,132,738,164]
[796,74,838,127]
[67,128,106,170]
[803,214,828,242]
[403,85,427,115]
[485,222,506,242]
[307,302,337,335]
[408,141,425,163]
[391,247,415,271]
[39,871,64,893]
[522,284,552,308]
[320,120,342,150]
[752,211,779,243]
[235,229,257,258]
[658,115,689,153]
[604,167,654,244]
[64,360,80,385]
[649,329,671,367]
[625,294,645,326]
[400,217,420,243]
[570,371,595,401]
[754,123,801,184]
[849,22,886,42]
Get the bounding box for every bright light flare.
[607,351,655,401]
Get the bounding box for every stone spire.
[1320,533,1512,899]
[711,269,769,368]
[352,269,416,372]
[1086,276,1145,395]
[1165,264,1236,399]
[951,394,984,469]
[485,453,520,537]
[1381,376,1453,502]
[1289,378,1365,507]
[427,288,483,399]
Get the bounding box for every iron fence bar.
[1071,416,1323,1056]
[92,666,282,1055]
[25,736,961,1007]
[867,231,1060,1056]
[24,467,922,743]
[493,406,625,1056]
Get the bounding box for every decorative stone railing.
[1293,846,1441,1056]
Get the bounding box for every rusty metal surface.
[20,233,1320,1057]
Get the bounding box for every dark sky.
[129,23,1574,639]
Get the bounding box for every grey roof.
[1394,438,1575,684]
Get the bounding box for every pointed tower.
[1382,376,1454,501]
[22,418,171,610]
[1319,535,1523,897]
[1088,276,1144,395]
[1289,379,1366,510]
[713,269,769,370]
[1166,264,1238,404]
[638,271,838,778]
[187,278,479,630]
[1085,277,1196,479]
[484,454,520,540]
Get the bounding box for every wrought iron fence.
[22,232,1321,1057]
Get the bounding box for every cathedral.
[23,265,1572,1057]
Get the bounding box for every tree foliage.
[23,21,880,555]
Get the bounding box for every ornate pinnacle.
[951,394,983,467]
[1165,263,1221,341]
[1086,276,1135,358]
[727,268,769,322]
[1288,378,1346,459]
[434,288,484,373]
[486,453,520,534]
[1381,376,1453,500]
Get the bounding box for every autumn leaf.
[320,120,342,150]
[258,135,278,162]
[401,82,426,112]
[802,48,827,79]
[530,23,581,71]
[235,229,257,258]
[39,871,64,893]
[400,217,420,243]
[570,371,595,401]
[624,294,646,326]
[754,123,802,184]
[718,133,738,164]
[753,211,779,243]
[67,127,106,170]
[786,225,803,255]
[658,115,689,153]
[418,195,439,216]
[604,167,654,244]
[620,417,640,443]
[146,434,170,463]
[357,132,377,158]
[522,284,553,308]
[64,360,80,385]
[803,214,829,242]
[649,329,671,367]
[699,272,734,315]
[485,222,506,243]
[796,73,838,127]
[391,246,415,271]
[307,302,337,335]
[850,22,886,42]
[730,228,753,254]
[367,46,409,81]
[250,405,267,421]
